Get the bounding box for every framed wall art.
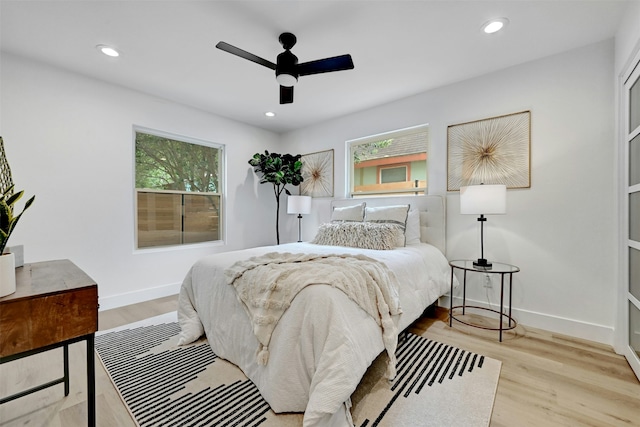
[447,110,531,191]
[300,149,334,198]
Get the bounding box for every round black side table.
[448,260,520,342]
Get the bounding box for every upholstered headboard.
[330,195,446,255]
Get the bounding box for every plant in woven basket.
[0,185,35,254]
[248,151,303,245]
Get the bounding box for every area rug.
[96,312,501,427]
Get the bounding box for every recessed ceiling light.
[265,111,276,118]
[482,18,509,34]
[96,44,120,57]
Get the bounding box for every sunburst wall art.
[447,111,531,191]
[300,149,334,198]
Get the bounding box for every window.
[347,124,428,197]
[134,128,223,249]
[380,165,409,183]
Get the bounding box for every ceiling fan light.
[276,73,298,87]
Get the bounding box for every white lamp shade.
[287,195,312,215]
[460,184,506,215]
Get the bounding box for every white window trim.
[132,125,226,252]
[345,123,429,198]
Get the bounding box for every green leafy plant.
[352,139,393,163]
[248,151,303,244]
[0,185,35,254]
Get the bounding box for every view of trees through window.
[135,129,223,248]
[348,125,428,197]
[352,139,393,163]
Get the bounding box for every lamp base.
[473,258,492,269]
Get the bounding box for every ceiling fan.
[216,32,354,105]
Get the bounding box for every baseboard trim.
[99,282,180,311]
[439,296,614,347]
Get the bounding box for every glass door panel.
[631,248,640,301]
[631,134,640,186]
[632,76,640,132]
[631,301,640,359]
[631,192,640,242]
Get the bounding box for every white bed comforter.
[177,242,452,427]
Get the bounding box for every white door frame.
[618,44,640,380]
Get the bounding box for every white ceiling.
[0,0,631,134]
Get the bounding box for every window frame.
[346,124,429,197]
[132,126,226,251]
[379,164,410,184]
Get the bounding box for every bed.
[177,195,453,427]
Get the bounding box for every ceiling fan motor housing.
[276,50,299,86]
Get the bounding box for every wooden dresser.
[0,259,98,426]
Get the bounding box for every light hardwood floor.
[1,295,638,426]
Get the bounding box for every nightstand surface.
[449,259,520,274]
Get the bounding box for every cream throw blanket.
[224,252,403,379]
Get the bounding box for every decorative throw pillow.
[311,222,402,250]
[405,209,421,245]
[331,203,366,222]
[364,205,410,246]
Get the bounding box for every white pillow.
[331,203,365,222]
[405,209,421,245]
[311,222,401,250]
[364,205,410,246]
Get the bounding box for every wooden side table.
[449,259,519,342]
[0,259,98,426]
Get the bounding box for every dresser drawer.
[0,285,98,357]
[0,260,99,358]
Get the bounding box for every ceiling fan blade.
[280,86,294,104]
[297,54,354,76]
[216,41,276,70]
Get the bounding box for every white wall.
[0,53,281,309]
[282,40,617,345]
[615,0,640,74]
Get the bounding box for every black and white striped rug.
[96,313,500,427]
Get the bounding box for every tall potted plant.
[248,151,303,244]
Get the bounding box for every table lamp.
[460,183,506,268]
[287,195,312,242]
